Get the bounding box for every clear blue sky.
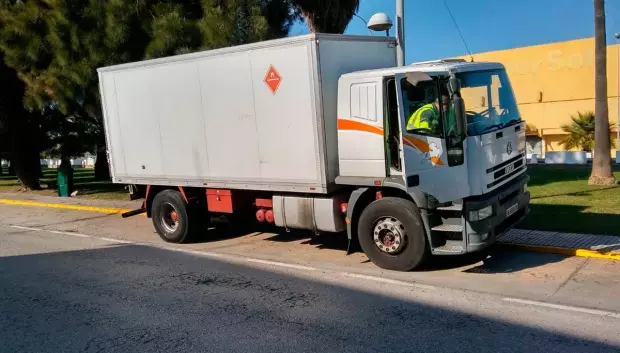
[290,0,620,63]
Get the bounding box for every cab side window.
[400,78,443,138]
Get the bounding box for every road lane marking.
[162,246,225,258]
[503,297,620,318]
[12,226,91,239]
[10,225,43,232]
[98,237,134,244]
[0,199,134,215]
[246,258,317,271]
[49,230,91,238]
[341,272,436,290]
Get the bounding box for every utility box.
[57,167,73,197]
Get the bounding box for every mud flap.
[344,188,369,256]
[346,238,353,255]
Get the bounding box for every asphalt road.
[1,226,619,353]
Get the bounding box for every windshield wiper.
[478,118,522,135]
[478,123,504,134]
[504,118,522,127]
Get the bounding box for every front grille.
[493,158,524,179]
[486,152,525,173]
[487,153,526,189]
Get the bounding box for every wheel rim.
[160,202,179,234]
[373,217,406,254]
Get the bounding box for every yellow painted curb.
[0,199,135,215]
[501,243,620,261]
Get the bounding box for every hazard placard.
[264,65,282,94]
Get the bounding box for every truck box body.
[98,34,396,194]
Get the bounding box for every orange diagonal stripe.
[431,157,445,166]
[402,135,430,152]
[337,119,384,136]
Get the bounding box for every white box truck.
[98,34,530,271]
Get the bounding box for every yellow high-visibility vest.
[406,103,437,131]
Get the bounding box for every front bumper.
[463,173,530,252]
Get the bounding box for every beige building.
[457,37,620,156]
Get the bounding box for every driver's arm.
[406,109,433,131]
[418,110,435,130]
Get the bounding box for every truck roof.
[341,59,505,79]
[97,33,395,73]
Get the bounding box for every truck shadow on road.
[196,224,572,273]
[263,229,349,251]
[0,243,617,353]
[194,222,350,250]
[420,249,569,274]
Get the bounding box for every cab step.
[431,224,463,232]
[433,240,465,254]
[436,204,463,212]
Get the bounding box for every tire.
[151,190,195,244]
[357,197,429,271]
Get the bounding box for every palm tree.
[560,111,615,152]
[589,0,616,185]
[292,0,360,33]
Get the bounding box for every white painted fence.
[544,151,588,164]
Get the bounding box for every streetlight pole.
[616,32,620,152]
[396,0,405,67]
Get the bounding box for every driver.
[406,91,450,134]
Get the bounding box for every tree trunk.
[0,58,40,190]
[11,145,41,190]
[4,119,41,191]
[302,12,317,33]
[589,0,616,185]
[94,145,110,181]
[8,112,42,190]
[7,160,15,176]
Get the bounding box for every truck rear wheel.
[357,197,428,271]
[152,190,195,244]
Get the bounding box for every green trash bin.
[57,166,74,197]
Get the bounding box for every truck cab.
[336,59,530,269]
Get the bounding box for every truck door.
[394,73,469,202]
[337,78,387,178]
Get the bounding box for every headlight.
[469,205,493,221]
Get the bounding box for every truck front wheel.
[357,197,429,271]
[152,190,195,244]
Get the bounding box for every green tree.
[0,55,42,189]
[292,0,359,33]
[0,0,296,184]
[560,111,614,152]
[38,103,97,168]
[590,0,615,185]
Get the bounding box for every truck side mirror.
[448,77,461,95]
[452,95,466,137]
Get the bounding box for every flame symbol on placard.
[264,65,282,94]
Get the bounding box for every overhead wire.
[443,0,474,62]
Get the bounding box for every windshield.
[457,69,521,136]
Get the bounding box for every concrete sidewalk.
[0,192,618,260]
